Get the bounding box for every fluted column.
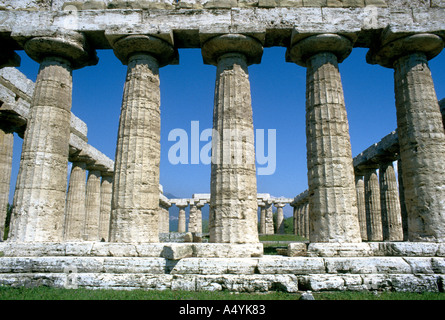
[379,161,403,241]
[176,201,188,233]
[355,175,368,241]
[202,34,263,243]
[368,33,445,242]
[84,170,101,241]
[63,161,87,241]
[99,174,112,242]
[264,200,274,235]
[275,202,286,234]
[291,204,297,235]
[287,34,361,243]
[9,32,97,242]
[364,167,383,241]
[258,201,266,234]
[188,201,203,234]
[304,201,310,239]
[109,35,177,243]
[0,126,14,240]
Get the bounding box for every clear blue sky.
[9,46,445,218]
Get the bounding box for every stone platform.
[0,242,444,293]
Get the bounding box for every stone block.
[325,257,412,274]
[192,243,263,258]
[170,258,258,275]
[257,256,325,274]
[162,244,194,260]
[307,243,374,257]
[287,242,308,256]
[102,257,168,274]
[303,0,327,6]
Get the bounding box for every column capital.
[286,33,353,67]
[201,33,263,66]
[109,34,178,67]
[23,31,98,69]
[367,33,444,69]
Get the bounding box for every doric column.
[84,170,101,241]
[258,201,266,234]
[379,161,403,241]
[274,202,286,234]
[264,200,274,235]
[159,195,172,234]
[355,175,368,241]
[63,161,87,241]
[99,174,113,242]
[297,205,303,236]
[291,204,298,235]
[0,126,14,240]
[9,31,97,242]
[108,35,177,243]
[287,34,361,243]
[364,167,383,241]
[303,201,310,238]
[202,34,263,243]
[188,201,204,234]
[368,33,445,242]
[176,201,188,233]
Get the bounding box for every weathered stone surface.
[257,256,325,274]
[98,175,112,241]
[288,34,362,243]
[109,36,176,243]
[161,243,194,260]
[307,242,374,257]
[171,258,258,274]
[203,34,262,244]
[368,34,445,242]
[287,242,308,257]
[364,167,383,241]
[84,170,101,241]
[192,243,264,258]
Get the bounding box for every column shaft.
[84,170,101,241]
[99,175,112,241]
[110,54,162,243]
[355,175,368,241]
[305,52,361,243]
[63,161,87,241]
[9,57,73,242]
[379,161,403,241]
[177,205,187,233]
[394,53,445,241]
[209,52,258,243]
[264,202,274,235]
[364,169,383,241]
[275,204,285,234]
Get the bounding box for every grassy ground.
[0,286,444,300]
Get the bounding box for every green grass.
[0,286,444,300]
[259,234,307,242]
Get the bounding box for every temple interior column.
[108,34,177,243]
[202,34,263,243]
[368,33,445,242]
[379,161,403,241]
[363,167,383,241]
[287,33,361,243]
[8,31,97,242]
[275,202,285,234]
[355,174,368,241]
[84,169,101,241]
[63,161,87,241]
[99,174,112,242]
[176,201,188,233]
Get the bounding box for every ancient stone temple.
[0,0,444,293]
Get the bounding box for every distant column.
[188,201,204,234]
[368,33,445,242]
[0,126,13,240]
[99,174,113,242]
[287,34,361,243]
[64,161,87,241]
[258,201,266,234]
[379,161,403,241]
[364,167,383,241]
[202,34,263,243]
[303,201,310,238]
[264,200,274,235]
[84,170,101,241]
[176,201,188,233]
[9,32,97,242]
[275,202,286,234]
[355,175,368,241]
[109,35,177,243]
